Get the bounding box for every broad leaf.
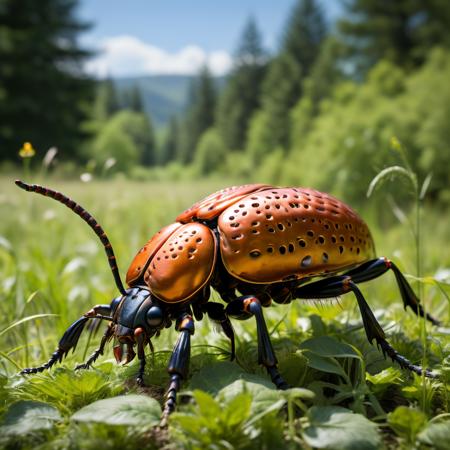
[0,401,61,435]
[302,352,347,377]
[302,406,381,450]
[189,361,273,394]
[418,421,450,449]
[71,394,161,427]
[219,379,285,417]
[388,406,428,442]
[300,336,360,359]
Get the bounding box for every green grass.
[0,174,449,449]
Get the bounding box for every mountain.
[114,74,225,129]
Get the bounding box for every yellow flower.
[19,142,36,158]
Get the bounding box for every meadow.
[0,174,449,449]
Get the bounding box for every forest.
[1,0,449,206]
[1,0,450,449]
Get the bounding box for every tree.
[122,84,144,113]
[339,0,450,71]
[91,78,120,125]
[89,110,156,171]
[0,0,94,160]
[178,67,216,163]
[161,117,179,165]
[216,17,267,150]
[283,0,327,77]
[245,0,327,155]
[193,128,227,175]
[290,36,346,149]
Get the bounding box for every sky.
[78,0,343,78]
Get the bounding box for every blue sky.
[79,0,342,77]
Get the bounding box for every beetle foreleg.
[75,322,115,371]
[226,296,289,390]
[294,276,438,378]
[21,305,112,375]
[135,327,147,386]
[161,313,194,425]
[202,302,236,360]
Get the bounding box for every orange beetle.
[16,181,439,422]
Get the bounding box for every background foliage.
[1,0,450,448]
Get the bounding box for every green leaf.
[224,392,252,427]
[387,406,428,442]
[299,336,361,377]
[189,361,273,395]
[366,368,403,395]
[0,313,58,338]
[0,401,61,436]
[302,406,381,450]
[219,379,286,418]
[193,390,221,418]
[71,395,161,427]
[303,352,347,377]
[299,336,360,359]
[367,165,416,197]
[418,421,450,449]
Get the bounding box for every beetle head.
[110,286,166,334]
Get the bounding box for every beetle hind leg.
[293,275,438,378]
[345,258,440,326]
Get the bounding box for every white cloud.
[85,35,232,77]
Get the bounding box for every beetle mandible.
[16,181,439,421]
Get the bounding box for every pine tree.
[339,0,450,71]
[129,85,144,113]
[217,17,267,150]
[161,117,179,165]
[0,0,94,160]
[246,0,327,155]
[92,78,120,123]
[178,67,216,163]
[283,0,327,76]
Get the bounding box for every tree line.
[1,0,450,202]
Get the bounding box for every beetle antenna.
[15,180,127,296]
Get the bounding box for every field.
[0,175,449,449]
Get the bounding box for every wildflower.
[19,142,36,158]
[43,147,58,168]
[80,172,93,183]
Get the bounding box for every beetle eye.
[146,306,163,327]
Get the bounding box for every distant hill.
[114,74,225,129]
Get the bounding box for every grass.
[0,174,449,449]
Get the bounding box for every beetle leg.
[343,258,440,325]
[161,313,194,425]
[20,305,112,375]
[134,327,147,386]
[226,296,289,390]
[202,302,236,360]
[293,276,438,378]
[75,322,114,370]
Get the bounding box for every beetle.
[16,181,439,421]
